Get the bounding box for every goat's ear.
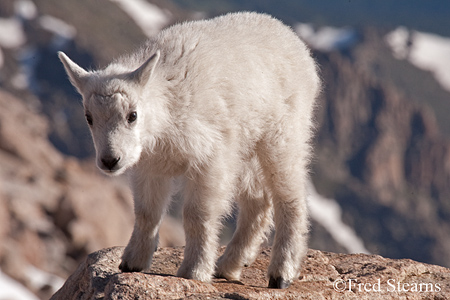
[58,51,89,94]
[128,50,160,85]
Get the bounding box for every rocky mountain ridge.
[312,29,450,266]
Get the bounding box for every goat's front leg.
[119,174,172,272]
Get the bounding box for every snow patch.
[385,26,411,60]
[25,265,65,295]
[0,17,26,69]
[386,27,450,92]
[109,0,170,38]
[11,71,29,90]
[11,46,40,91]
[308,182,370,254]
[296,23,358,52]
[39,15,77,50]
[39,15,77,40]
[0,269,39,300]
[15,0,38,20]
[0,18,26,49]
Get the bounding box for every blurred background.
[0,0,449,299]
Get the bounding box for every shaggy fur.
[59,12,320,289]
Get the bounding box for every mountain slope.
[312,40,450,266]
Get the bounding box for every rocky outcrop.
[52,246,450,300]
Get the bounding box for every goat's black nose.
[101,156,120,170]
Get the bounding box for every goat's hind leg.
[177,151,237,282]
[216,159,273,280]
[260,135,310,289]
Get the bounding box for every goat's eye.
[127,111,137,123]
[85,113,93,126]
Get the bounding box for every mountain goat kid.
[59,12,320,289]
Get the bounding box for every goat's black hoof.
[119,261,142,273]
[268,276,291,289]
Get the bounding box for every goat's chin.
[100,168,124,176]
[97,164,129,176]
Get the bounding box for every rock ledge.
[51,247,450,299]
